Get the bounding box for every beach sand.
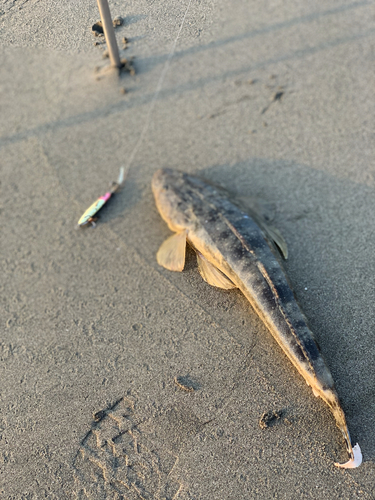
[1,0,375,498]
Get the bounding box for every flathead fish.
[152,168,362,468]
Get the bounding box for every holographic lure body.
[78,168,125,227]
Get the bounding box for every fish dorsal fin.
[261,223,288,260]
[235,196,287,259]
[196,252,237,289]
[237,196,276,224]
[157,230,187,271]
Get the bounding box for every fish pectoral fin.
[157,230,187,272]
[196,253,236,290]
[261,223,288,260]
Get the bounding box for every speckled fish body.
[152,168,362,468]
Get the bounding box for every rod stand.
[96,0,121,69]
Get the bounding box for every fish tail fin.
[335,443,362,469]
[325,391,362,468]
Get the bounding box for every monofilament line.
[124,0,193,173]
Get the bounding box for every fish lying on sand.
[152,168,362,468]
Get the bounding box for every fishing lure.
[78,167,125,227]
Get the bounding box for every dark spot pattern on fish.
[293,318,309,331]
[258,283,278,311]
[206,208,217,222]
[232,244,246,261]
[301,336,321,362]
[274,281,295,304]
[291,340,306,363]
[219,229,232,241]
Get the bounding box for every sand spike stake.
[96,0,121,68]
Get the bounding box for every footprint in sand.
[73,396,186,500]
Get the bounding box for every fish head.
[152,168,197,233]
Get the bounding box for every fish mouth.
[151,169,175,223]
[152,168,188,232]
[151,168,168,194]
[152,168,179,196]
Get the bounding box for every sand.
[1,0,375,498]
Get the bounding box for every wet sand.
[1,0,375,498]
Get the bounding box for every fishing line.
[124,0,193,173]
[73,2,193,227]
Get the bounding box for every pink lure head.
[100,192,112,202]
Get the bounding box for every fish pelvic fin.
[156,230,187,272]
[196,252,237,290]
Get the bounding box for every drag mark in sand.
[1,0,38,14]
[73,396,185,499]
